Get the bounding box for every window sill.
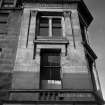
[0,7,23,10]
[33,39,69,45]
[36,36,66,40]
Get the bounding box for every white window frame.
[40,15,65,37]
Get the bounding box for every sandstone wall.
[1,3,94,101]
[0,10,22,100]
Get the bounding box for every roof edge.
[23,0,93,26]
[78,0,93,26]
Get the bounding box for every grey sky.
[84,0,105,99]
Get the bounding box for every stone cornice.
[33,39,69,45]
[23,0,81,3]
[23,0,93,26]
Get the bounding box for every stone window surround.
[30,10,72,56]
[38,15,64,37]
[30,10,72,39]
[36,44,66,57]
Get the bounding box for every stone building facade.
[0,0,104,105]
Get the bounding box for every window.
[39,17,49,36]
[40,49,61,89]
[0,48,2,57]
[0,13,9,34]
[37,12,63,38]
[1,0,16,8]
[52,18,62,37]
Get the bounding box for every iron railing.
[0,89,104,104]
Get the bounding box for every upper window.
[36,12,63,38]
[40,49,61,80]
[1,0,17,8]
[0,13,9,35]
[52,18,62,37]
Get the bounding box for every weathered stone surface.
[62,73,93,89]
[11,93,39,101]
[12,71,39,89]
[0,10,22,100]
[12,8,40,95]
[61,9,93,90]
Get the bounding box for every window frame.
[36,12,64,39]
[1,0,17,8]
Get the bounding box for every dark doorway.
[40,49,61,89]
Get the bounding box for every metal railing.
[1,89,104,104]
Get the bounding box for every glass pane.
[52,18,61,27]
[39,27,48,36]
[3,0,14,7]
[52,18,62,37]
[41,53,60,66]
[48,55,60,66]
[52,28,61,37]
[41,67,60,80]
[40,50,61,80]
[39,17,48,36]
[40,17,48,27]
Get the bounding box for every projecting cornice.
[23,0,81,3]
[77,0,93,26]
[23,0,93,26]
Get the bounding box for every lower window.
[40,49,61,89]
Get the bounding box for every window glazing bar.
[49,18,52,37]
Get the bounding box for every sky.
[84,0,105,100]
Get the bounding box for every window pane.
[39,17,48,36]
[39,27,48,36]
[41,67,60,80]
[40,50,61,80]
[2,0,14,7]
[40,17,48,27]
[41,53,60,66]
[52,18,62,37]
[52,28,61,37]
